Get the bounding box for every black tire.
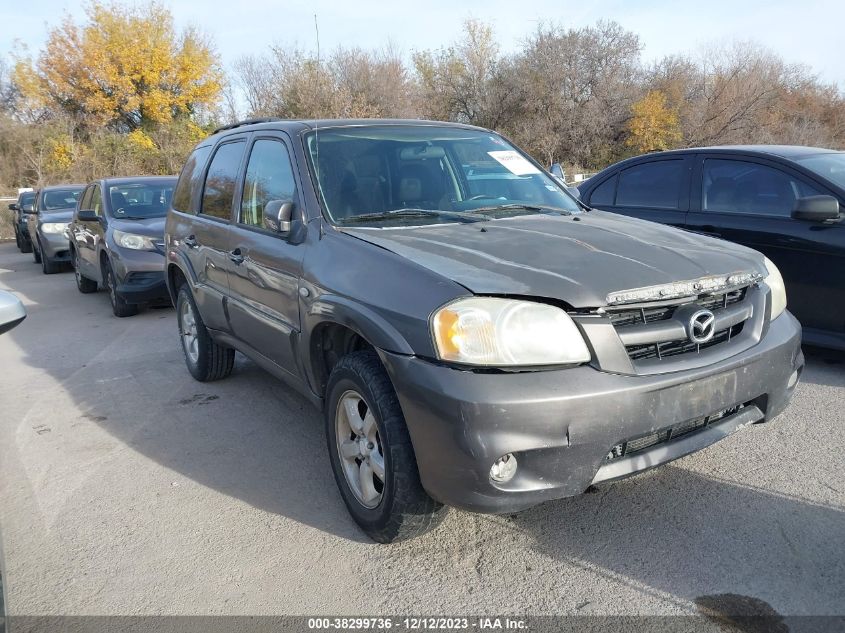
[41,248,64,274]
[32,240,42,263]
[14,228,22,251]
[176,283,234,381]
[20,233,32,254]
[325,350,445,543]
[103,259,139,317]
[73,249,98,293]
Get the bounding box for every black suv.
[165,119,802,542]
[578,146,845,351]
[8,190,36,253]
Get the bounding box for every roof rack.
[212,117,286,134]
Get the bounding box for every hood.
[109,216,166,238]
[39,209,74,223]
[341,211,766,308]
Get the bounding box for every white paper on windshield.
[487,151,541,176]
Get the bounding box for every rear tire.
[325,350,445,543]
[176,283,234,382]
[103,259,138,317]
[73,249,98,293]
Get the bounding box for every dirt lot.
[0,241,843,620]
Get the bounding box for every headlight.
[763,256,787,319]
[432,297,591,366]
[114,229,156,251]
[41,222,69,234]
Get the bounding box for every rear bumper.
[379,311,803,514]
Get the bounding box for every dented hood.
[341,211,766,308]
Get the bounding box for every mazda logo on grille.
[688,309,716,344]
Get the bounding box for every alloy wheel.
[335,390,385,509]
[179,299,200,364]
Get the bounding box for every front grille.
[605,404,745,462]
[608,288,745,328]
[625,322,745,361]
[609,288,748,362]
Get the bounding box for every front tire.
[325,351,445,543]
[103,258,138,317]
[176,283,234,381]
[41,251,62,274]
[32,240,42,263]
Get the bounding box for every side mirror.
[0,290,26,335]
[263,199,294,234]
[792,195,840,222]
[549,163,568,187]
[22,203,35,214]
[567,186,581,200]
[78,209,99,222]
[8,203,18,211]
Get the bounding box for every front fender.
[302,294,415,356]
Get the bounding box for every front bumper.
[109,247,170,305]
[38,230,71,262]
[379,311,803,514]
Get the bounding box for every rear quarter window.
[173,145,212,213]
[588,175,617,206]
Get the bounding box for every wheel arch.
[303,296,415,399]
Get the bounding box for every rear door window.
[616,160,685,209]
[201,141,246,221]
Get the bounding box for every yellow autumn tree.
[13,1,222,132]
[626,90,682,153]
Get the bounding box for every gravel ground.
[0,241,843,620]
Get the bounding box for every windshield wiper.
[467,203,573,216]
[340,208,489,224]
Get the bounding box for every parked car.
[69,176,177,317]
[27,184,84,274]
[0,290,26,335]
[165,119,802,542]
[8,190,37,253]
[578,146,845,351]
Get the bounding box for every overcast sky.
[3,0,843,88]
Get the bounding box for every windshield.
[108,182,175,218]
[796,153,845,190]
[304,125,580,226]
[19,191,35,206]
[41,188,82,210]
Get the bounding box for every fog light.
[788,370,799,389]
[490,454,517,483]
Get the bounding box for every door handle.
[229,248,245,265]
[183,235,198,248]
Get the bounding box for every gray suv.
[28,184,84,274]
[69,177,176,317]
[164,119,803,543]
